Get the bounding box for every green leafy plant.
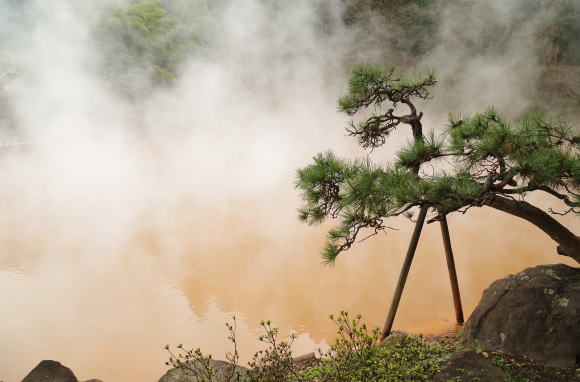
[165,317,245,382]
[165,312,457,382]
[246,320,303,382]
[307,311,448,382]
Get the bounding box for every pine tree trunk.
[484,196,580,264]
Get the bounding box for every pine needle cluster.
[296,63,579,264]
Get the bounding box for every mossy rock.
[464,264,580,368]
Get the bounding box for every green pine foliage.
[338,64,436,150]
[296,152,352,225]
[297,153,430,264]
[396,131,443,170]
[296,64,579,263]
[338,64,436,116]
[447,109,579,193]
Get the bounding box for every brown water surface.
[1,147,576,382]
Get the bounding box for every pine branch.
[297,64,579,264]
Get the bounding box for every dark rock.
[464,264,580,368]
[292,352,318,366]
[380,332,409,348]
[433,351,508,382]
[158,359,249,382]
[292,352,316,363]
[21,360,78,382]
[292,352,318,369]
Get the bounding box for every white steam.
[0,1,576,382]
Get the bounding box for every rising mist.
[0,1,577,381]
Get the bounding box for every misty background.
[0,0,578,381]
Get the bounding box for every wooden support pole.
[379,205,428,342]
[439,215,465,325]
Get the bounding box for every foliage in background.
[3,0,579,102]
[94,0,217,99]
[538,0,580,65]
[343,0,439,63]
[342,0,580,66]
[89,0,579,99]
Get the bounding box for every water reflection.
[0,153,576,382]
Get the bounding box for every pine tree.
[296,63,580,266]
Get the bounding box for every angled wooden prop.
[379,208,465,342]
[440,214,465,325]
[379,205,428,341]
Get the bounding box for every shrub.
[166,312,454,382]
[306,311,448,382]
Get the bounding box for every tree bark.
[484,196,580,264]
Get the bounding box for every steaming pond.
[0,179,572,382]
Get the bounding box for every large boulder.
[21,360,78,382]
[464,264,580,368]
[159,359,249,382]
[433,351,508,382]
